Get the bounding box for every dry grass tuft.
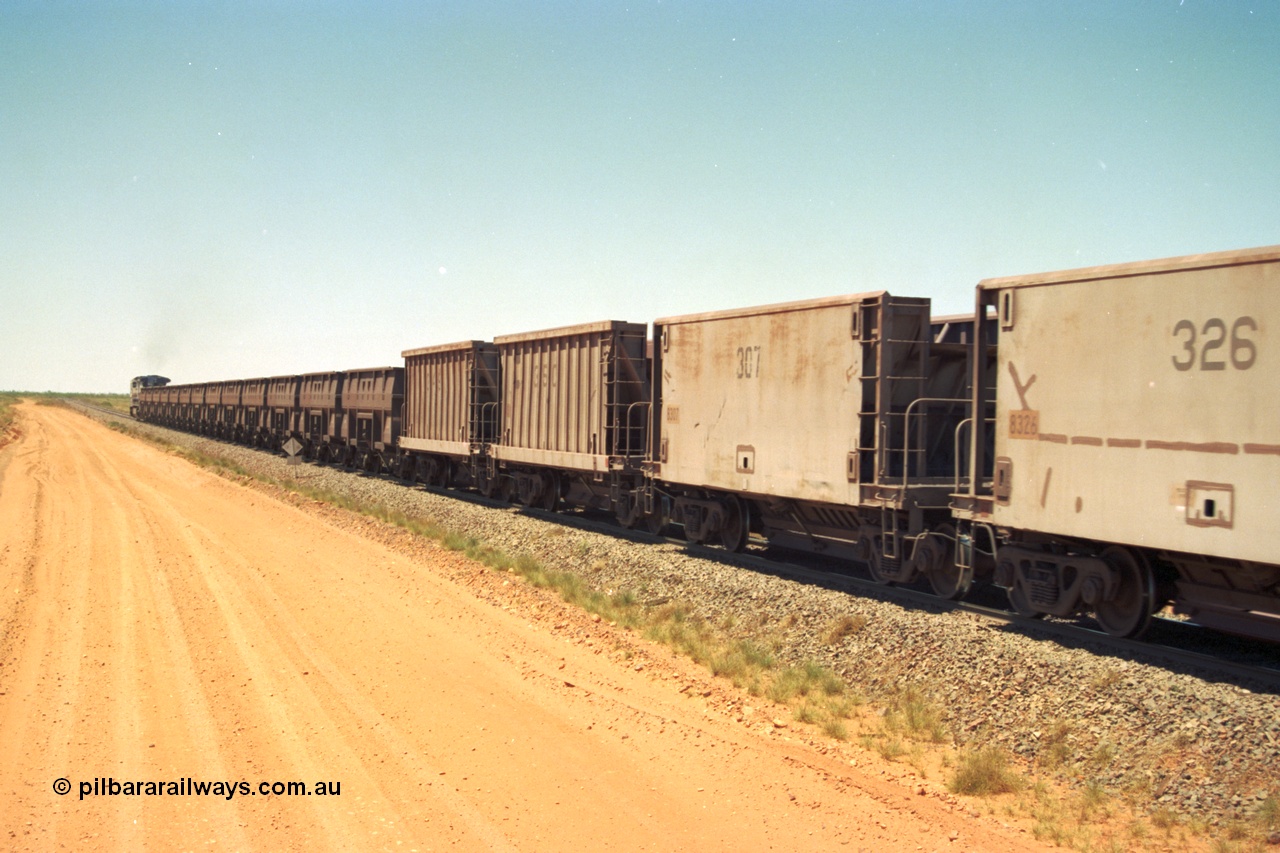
[948,747,1023,796]
[821,613,868,645]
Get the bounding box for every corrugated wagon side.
[214,380,243,440]
[265,375,302,451]
[238,378,269,445]
[400,341,499,488]
[162,384,182,427]
[490,320,650,512]
[194,382,218,435]
[298,371,344,461]
[339,366,404,471]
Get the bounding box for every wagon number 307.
[1171,316,1257,371]
[736,345,762,379]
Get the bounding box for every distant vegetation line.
[0,393,19,435]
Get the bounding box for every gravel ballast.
[95,410,1280,832]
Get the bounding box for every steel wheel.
[717,496,749,552]
[1094,546,1156,638]
[922,526,971,600]
[1004,561,1045,619]
[616,494,640,529]
[862,534,895,585]
[538,473,561,512]
[642,511,666,536]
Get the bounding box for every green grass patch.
[767,660,844,703]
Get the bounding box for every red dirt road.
[0,403,1051,851]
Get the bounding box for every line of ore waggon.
[133,245,1280,643]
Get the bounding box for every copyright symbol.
[52,778,71,796]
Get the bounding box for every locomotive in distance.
[134,244,1280,643]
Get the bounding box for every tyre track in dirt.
[1,405,253,849]
[70,413,254,851]
[97,436,515,849]
[0,402,1056,851]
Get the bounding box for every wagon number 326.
[1171,316,1257,371]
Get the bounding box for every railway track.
[70,400,1280,692]
[514,503,1280,692]
[69,400,135,421]
[412,462,1280,690]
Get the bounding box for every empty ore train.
[135,244,1279,642]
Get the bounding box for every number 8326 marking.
[1171,316,1257,371]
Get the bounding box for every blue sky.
[2,1,1276,391]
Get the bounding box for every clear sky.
[2,1,1277,392]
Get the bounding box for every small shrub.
[711,640,775,687]
[948,748,1022,796]
[1039,719,1074,768]
[793,703,820,724]
[1090,668,1123,691]
[1256,793,1280,828]
[767,661,843,703]
[825,694,864,718]
[877,738,907,761]
[822,718,849,740]
[1090,740,1117,769]
[1079,779,1108,822]
[885,687,947,743]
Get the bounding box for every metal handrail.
[897,396,971,486]
[619,400,651,458]
[952,415,997,494]
[477,400,500,447]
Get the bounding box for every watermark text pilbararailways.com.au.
[53,777,340,800]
